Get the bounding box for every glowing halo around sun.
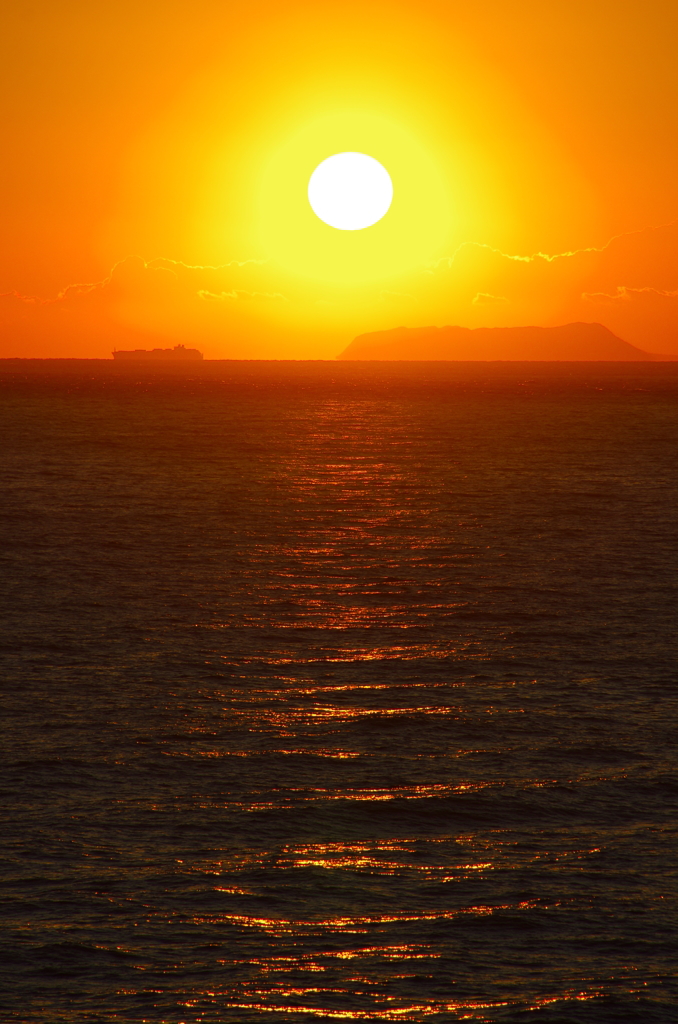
[257,111,451,285]
[308,152,393,231]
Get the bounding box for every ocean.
[1,360,676,1023]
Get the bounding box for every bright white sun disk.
[308,152,393,231]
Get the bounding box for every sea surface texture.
[1,360,676,1023]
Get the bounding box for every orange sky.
[2,0,678,358]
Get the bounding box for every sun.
[308,152,393,231]
[257,111,451,285]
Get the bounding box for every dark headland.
[337,322,666,361]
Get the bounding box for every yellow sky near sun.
[2,0,678,357]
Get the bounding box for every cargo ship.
[112,344,203,361]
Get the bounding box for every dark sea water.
[1,359,677,1024]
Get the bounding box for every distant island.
[112,344,203,361]
[338,322,661,361]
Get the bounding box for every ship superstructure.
[112,344,203,361]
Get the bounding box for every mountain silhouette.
[337,322,660,361]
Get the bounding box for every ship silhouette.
[112,344,203,361]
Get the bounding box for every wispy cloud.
[2,279,106,306]
[427,219,678,274]
[0,254,271,306]
[426,240,609,273]
[472,292,508,305]
[198,288,287,302]
[583,285,678,302]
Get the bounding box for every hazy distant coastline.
[1,321,676,364]
[338,322,668,361]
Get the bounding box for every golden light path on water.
[4,364,676,1023]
